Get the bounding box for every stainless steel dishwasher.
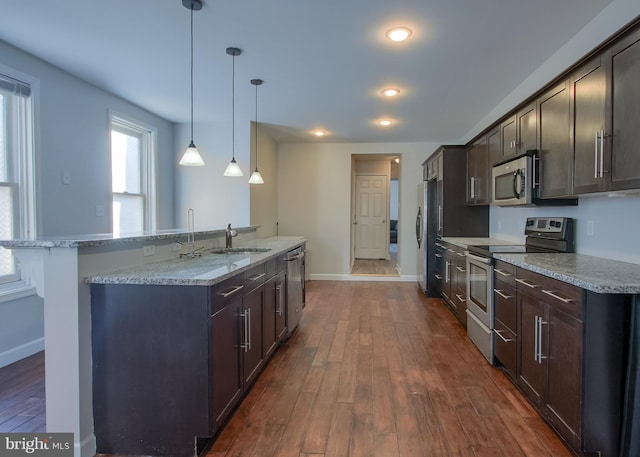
[284,246,305,336]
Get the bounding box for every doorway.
[350,155,400,277]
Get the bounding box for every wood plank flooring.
[0,351,46,432]
[206,281,573,457]
[351,244,398,276]
[0,281,573,457]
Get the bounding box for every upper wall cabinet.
[500,102,538,161]
[537,80,573,198]
[573,27,640,194]
[466,136,490,205]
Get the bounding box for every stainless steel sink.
[210,247,272,255]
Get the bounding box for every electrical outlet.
[586,220,594,237]
[143,245,155,257]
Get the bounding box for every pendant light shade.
[179,0,205,166]
[224,47,243,176]
[249,79,264,184]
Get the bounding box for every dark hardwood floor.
[0,281,573,457]
[206,281,572,457]
[0,351,45,433]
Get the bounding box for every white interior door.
[355,175,388,259]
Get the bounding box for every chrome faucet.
[226,223,237,248]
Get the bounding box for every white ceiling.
[0,0,613,144]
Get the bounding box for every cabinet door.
[517,103,537,152]
[263,276,278,359]
[538,80,573,198]
[544,306,583,449]
[517,292,545,406]
[572,56,607,194]
[609,29,640,191]
[210,293,243,428]
[243,286,264,386]
[487,126,502,167]
[467,137,490,205]
[501,116,518,158]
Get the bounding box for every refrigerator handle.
[415,207,422,248]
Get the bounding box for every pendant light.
[179,0,205,166]
[248,79,264,184]
[223,47,243,176]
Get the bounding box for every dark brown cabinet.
[438,242,467,328]
[573,28,640,194]
[263,266,287,360]
[466,137,490,205]
[242,284,264,386]
[493,260,517,379]
[508,265,630,457]
[537,80,573,198]
[501,103,537,159]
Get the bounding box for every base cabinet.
[509,266,630,457]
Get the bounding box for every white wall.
[277,142,439,280]
[0,39,177,365]
[250,123,279,238]
[490,195,640,264]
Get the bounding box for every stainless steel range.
[464,217,575,363]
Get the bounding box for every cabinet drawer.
[244,263,266,292]
[494,321,517,378]
[515,268,543,299]
[541,275,584,319]
[211,275,244,315]
[494,260,516,287]
[494,282,517,332]
[265,258,279,278]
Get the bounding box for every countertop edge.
[493,253,640,294]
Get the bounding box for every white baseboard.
[310,273,418,282]
[0,337,44,368]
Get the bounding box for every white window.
[0,70,36,286]
[110,113,156,236]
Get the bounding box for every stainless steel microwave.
[491,154,535,206]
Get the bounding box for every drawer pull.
[495,329,514,343]
[217,284,244,298]
[493,289,513,300]
[456,266,466,272]
[515,278,540,289]
[435,274,443,280]
[455,294,467,303]
[248,272,266,281]
[495,268,513,278]
[435,254,443,258]
[541,289,573,303]
[456,252,466,257]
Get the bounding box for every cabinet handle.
[494,268,513,278]
[599,129,605,178]
[445,261,450,283]
[532,155,539,189]
[438,205,443,232]
[493,289,513,300]
[594,131,600,179]
[248,272,266,282]
[495,328,513,343]
[456,266,465,272]
[241,310,249,352]
[515,278,540,289]
[435,274,443,280]
[218,284,244,298]
[435,253,443,258]
[456,252,466,257]
[455,293,466,303]
[537,317,547,364]
[541,289,573,303]
[276,284,283,315]
[470,176,476,199]
[247,307,252,351]
[534,315,539,362]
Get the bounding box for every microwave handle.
[513,169,523,198]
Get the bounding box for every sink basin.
[210,247,272,255]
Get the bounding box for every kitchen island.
[0,228,304,457]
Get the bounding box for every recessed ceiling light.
[385,27,412,42]
[312,129,326,137]
[379,119,392,126]
[382,88,400,97]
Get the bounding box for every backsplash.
[490,193,640,264]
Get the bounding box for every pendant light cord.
[254,82,258,169]
[232,53,235,160]
[190,7,194,143]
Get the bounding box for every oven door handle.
[465,251,492,265]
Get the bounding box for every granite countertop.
[441,237,521,249]
[0,226,257,249]
[493,253,640,294]
[85,236,305,287]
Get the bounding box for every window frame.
[109,111,157,235]
[0,64,38,295]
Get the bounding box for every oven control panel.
[525,217,572,236]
